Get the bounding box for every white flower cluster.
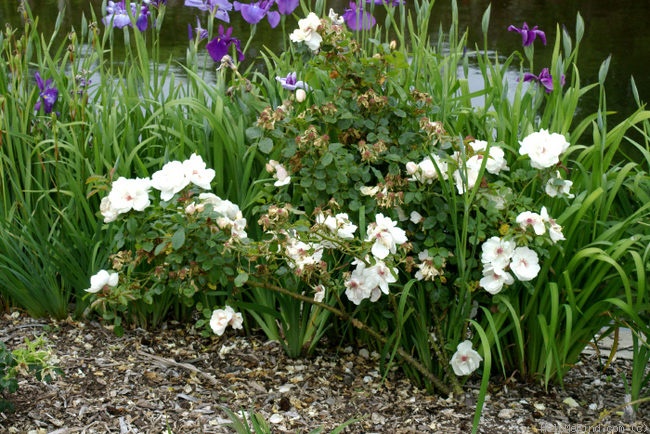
[479,207,564,294]
[289,12,323,52]
[192,193,248,241]
[209,305,243,336]
[405,140,509,195]
[344,257,397,305]
[284,235,323,274]
[315,212,357,247]
[100,153,215,223]
[340,213,406,305]
[452,140,509,194]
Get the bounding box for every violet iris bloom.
[206,25,245,62]
[103,1,150,31]
[34,72,58,114]
[276,72,308,91]
[507,22,546,47]
[343,2,376,31]
[184,0,233,23]
[188,18,209,40]
[523,68,565,93]
[234,1,279,28]
[367,0,403,5]
[276,0,299,15]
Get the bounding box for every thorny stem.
[247,278,457,398]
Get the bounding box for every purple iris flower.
[206,25,245,62]
[234,1,279,28]
[507,22,546,47]
[34,72,58,114]
[184,0,233,23]
[103,1,150,31]
[523,68,565,93]
[275,0,299,15]
[343,2,376,31]
[276,72,308,91]
[366,0,403,5]
[188,18,209,40]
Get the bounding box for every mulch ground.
[0,312,648,433]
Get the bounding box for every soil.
[0,311,648,434]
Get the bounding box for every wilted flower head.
[266,160,291,186]
[450,340,482,376]
[34,72,58,114]
[343,2,376,31]
[507,22,546,47]
[206,25,245,62]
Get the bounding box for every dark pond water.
[3,0,649,125]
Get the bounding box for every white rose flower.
[453,155,482,194]
[86,269,119,293]
[151,160,190,201]
[100,196,119,223]
[266,160,291,187]
[289,12,323,51]
[540,207,565,243]
[479,264,514,294]
[210,305,243,336]
[510,246,541,281]
[516,211,546,235]
[107,177,152,214]
[365,214,408,259]
[485,146,509,174]
[519,129,570,169]
[450,340,483,376]
[480,236,515,270]
[183,153,215,190]
[545,171,574,198]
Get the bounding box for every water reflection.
[2,0,648,121]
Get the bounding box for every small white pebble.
[359,348,370,359]
[269,414,283,424]
[278,384,292,393]
[588,403,598,411]
[533,402,546,411]
[363,376,373,383]
[563,397,580,408]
